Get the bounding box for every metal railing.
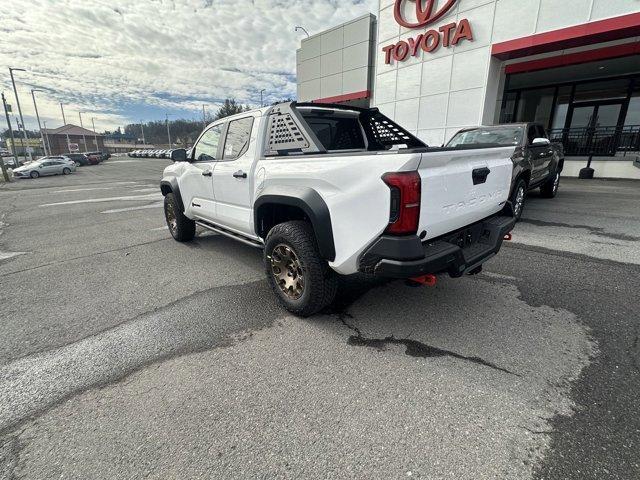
[548,125,640,157]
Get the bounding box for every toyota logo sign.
[394,0,458,29]
[382,0,473,64]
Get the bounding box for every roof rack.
[264,101,426,156]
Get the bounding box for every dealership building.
[297,0,640,179]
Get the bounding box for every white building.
[297,0,640,179]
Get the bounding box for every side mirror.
[171,148,187,162]
[532,137,551,146]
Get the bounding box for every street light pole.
[295,26,310,38]
[2,92,19,172]
[9,67,32,162]
[166,114,172,147]
[91,117,98,149]
[78,112,88,152]
[31,89,47,156]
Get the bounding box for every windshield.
[447,126,524,148]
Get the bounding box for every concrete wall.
[297,14,376,102]
[562,158,640,179]
[374,0,640,147]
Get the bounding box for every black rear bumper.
[358,214,515,279]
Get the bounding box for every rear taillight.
[382,171,421,235]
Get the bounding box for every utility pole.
[60,102,70,153]
[9,67,32,162]
[42,120,52,154]
[78,112,88,152]
[165,114,172,147]
[91,117,98,149]
[31,89,47,156]
[1,93,16,181]
[202,104,207,129]
[140,120,146,145]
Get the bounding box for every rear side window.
[303,115,365,151]
[223,117,254,160]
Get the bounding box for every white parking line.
[130,188,159,193]
[41,193,162,207]
[55,187,116,193]
[101,202,164,214]
[151,226,169,231]
[0,251,26,261]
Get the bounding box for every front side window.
[193,125,223,161]
[222,117,254,160]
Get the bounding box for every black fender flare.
[254,186,336,261]
[160,178,185,212]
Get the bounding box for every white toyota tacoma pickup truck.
[161,102,516,316]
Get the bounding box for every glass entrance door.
[567,101,624,155]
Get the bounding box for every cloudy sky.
[1,0,376,132]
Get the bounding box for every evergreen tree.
[214,99,250,120]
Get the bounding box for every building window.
[500,92,518,124]
[573,79,629,103]
[515,87,555,127]
[551,86,572,130]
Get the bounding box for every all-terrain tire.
[540,169,560,198]
[164,192,195,242]
[510,178,527,222]
[264,221,338,317]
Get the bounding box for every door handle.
[202,171,212,177]
[472,167,491,185]
[233,170,247,179]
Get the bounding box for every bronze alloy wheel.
[269,244,305,300]
[165,198,178,234]
[514,185,525,217]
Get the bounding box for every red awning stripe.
[311,90,370,104]
[504,41,640,75]
[492,12,640,60]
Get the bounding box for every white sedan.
[13,158,77,179]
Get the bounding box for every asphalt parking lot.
[0,157,638,479]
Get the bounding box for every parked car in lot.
[2,156,21,168]
[65,153,90,166]
[13,157,76,178]
[161,102,516,316]
[81,152,101,165]
[446,123,564,221]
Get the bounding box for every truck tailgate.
[417,146,515,240]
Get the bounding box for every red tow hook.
[408,274,437,287]
[503,233,512,241]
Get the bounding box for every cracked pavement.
[0,159,639,479]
